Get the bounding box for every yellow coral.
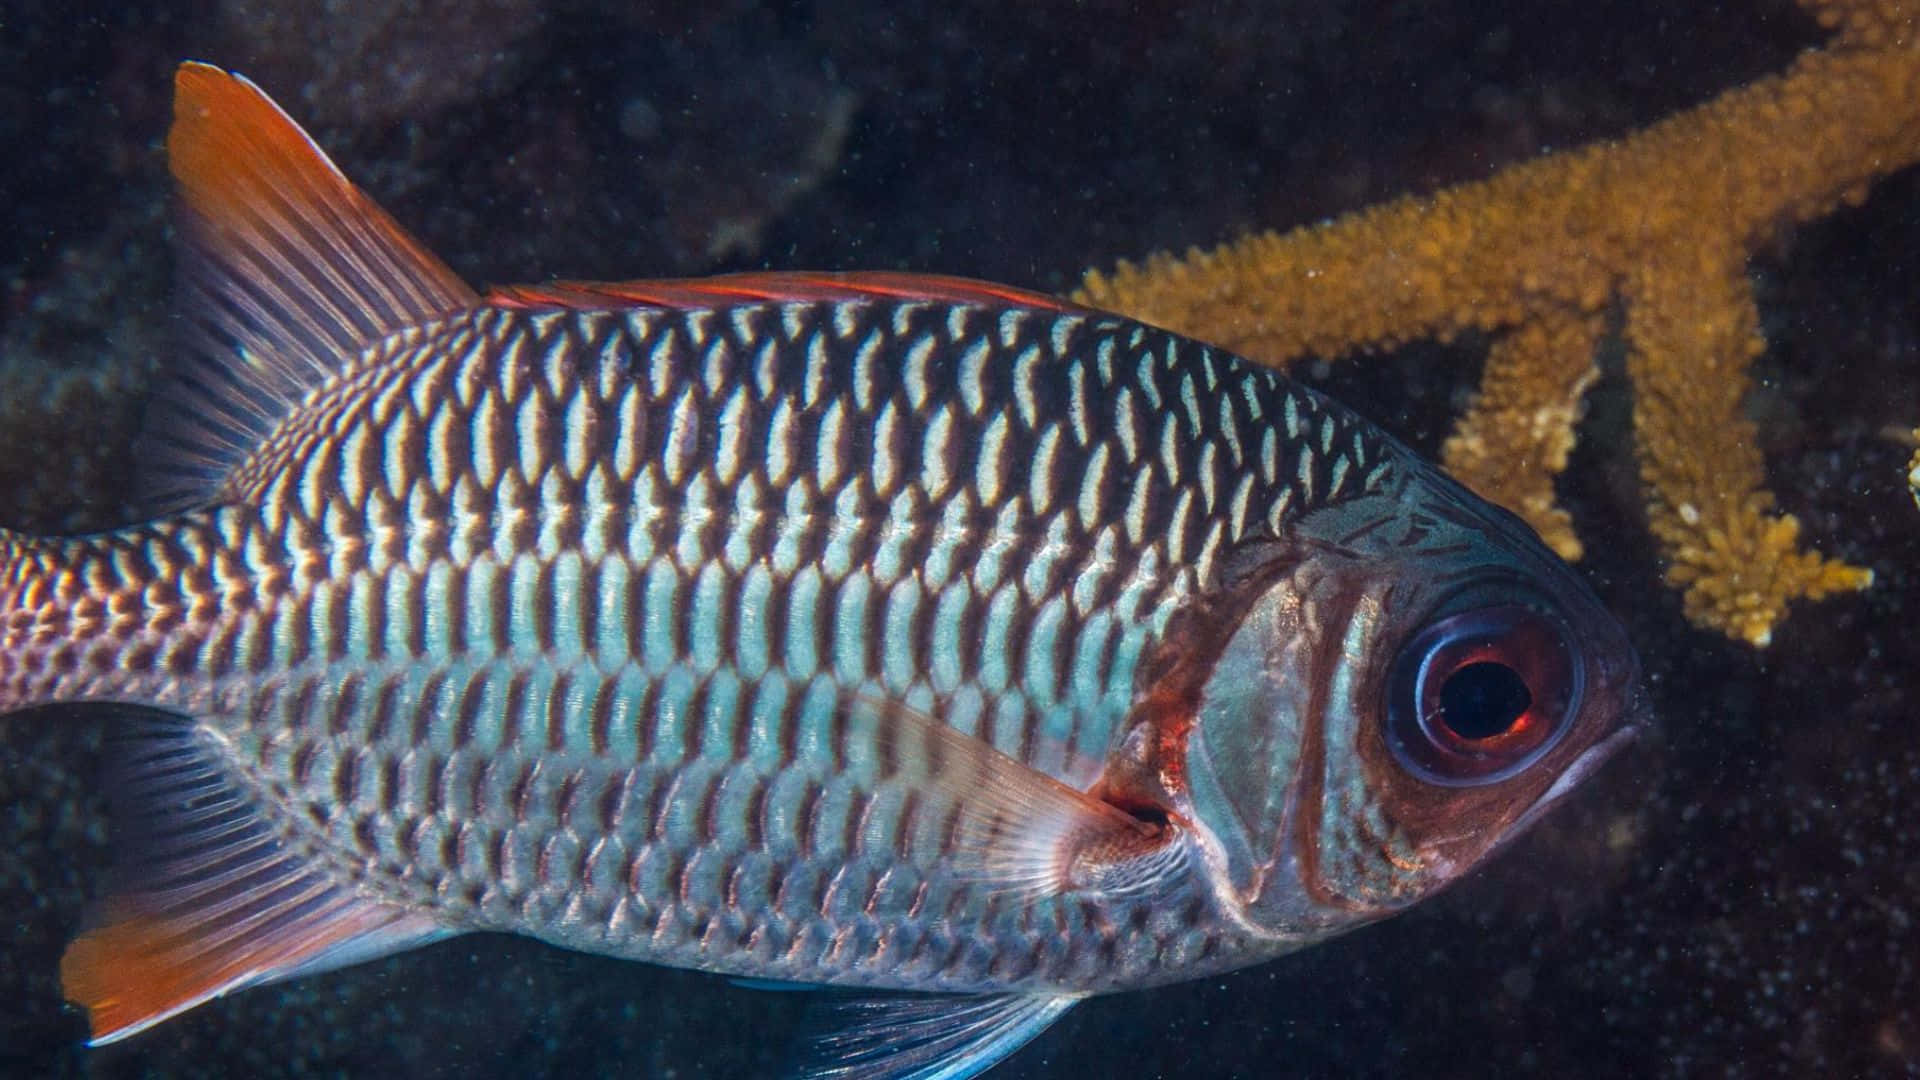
[1077,0,1911,645]
[1910,438,1920,510]
[1441,314,1602,563]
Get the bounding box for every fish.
[10,62,1646,1078]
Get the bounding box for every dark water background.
[0,1,1915,1076]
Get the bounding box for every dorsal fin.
[141,62,478,513]
[485,271,1082,313]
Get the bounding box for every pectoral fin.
[61,711,454,1044]
[802,992,1081,1080]
[851,696,1174,900]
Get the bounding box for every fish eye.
[1384,604,1582,786]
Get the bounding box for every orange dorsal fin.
[141,62,478,513]
[61,711,451,1045]
[486,270,1082,313]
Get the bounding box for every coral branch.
[1076,0,1912,645]
[1442,313,1603,562]
[1624,244,1872,646]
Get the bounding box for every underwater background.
[0,1,1914,1076]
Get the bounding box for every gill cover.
[1182,464,1641,938]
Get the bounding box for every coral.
[1911,439,1920,510]
[1075,0,1918,646]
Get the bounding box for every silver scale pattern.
[0,298,1397,992]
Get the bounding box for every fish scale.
[31,66,1645,1075]
[1,298,1394,987]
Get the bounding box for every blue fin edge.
[802,992,1081,1080]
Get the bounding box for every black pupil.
[1437,661,1532,739]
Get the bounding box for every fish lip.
[1504,721,1642,837]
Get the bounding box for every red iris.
[1385,604,1579,785]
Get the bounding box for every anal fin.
[60,711,453,1045]
[803,993,1081,1080]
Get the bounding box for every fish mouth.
[1504,721,1642,837]
[1504,669,1653,836]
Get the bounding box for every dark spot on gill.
[1102,795,1171,831]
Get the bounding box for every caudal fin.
[139,62,478,515]
[61,711,452,1044]
[59,60,475,1045]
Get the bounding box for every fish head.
[1178,456,1645,941]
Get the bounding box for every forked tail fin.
[139,62,477,517]
[60,711,454,1044]
[51,63,484,1042]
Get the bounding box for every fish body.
[16,65,1644,1077]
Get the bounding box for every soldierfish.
[16,63,1644,1078]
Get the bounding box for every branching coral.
[1076,0,1919,646]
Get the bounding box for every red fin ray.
[143,63,478,514]
[60,711,452,1045]
[486,271,1082,313]
[150,64,1082,516]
